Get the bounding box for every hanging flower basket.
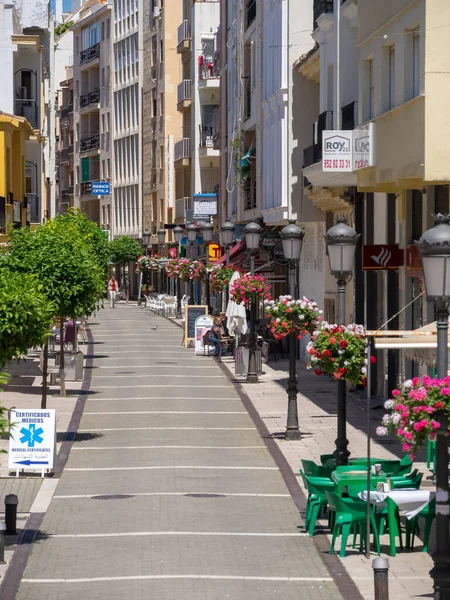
[189,260,206,282]
[264,296,323,340]
[166,259,182,279]
[230,275,271,306]
[306,323,373,386]
[135,256,162,274]
[209,264,242,293]
[377,376,450,459]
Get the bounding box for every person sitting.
[209,317,223,357]
[220,312,230,337]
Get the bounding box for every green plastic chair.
[426,438,436,471]
[405,498,435,552]
[389,469,418,483]
[397,455,414,476]
[391,472,423,490]
[303,474,336,536]
[299,470,317,529]
[326,492,381,558]
[301,459,334,479]
[320,453,335,466]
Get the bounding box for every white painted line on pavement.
[29,479,59,513]
[65,466,278,472]
[83,411,247,415]
[77,427,255,431]
[71,445,267,450]
[46,531,307,538]
[23,575,330,583]
[91,375,226,379]
[53,491,290,499]
[90,365,218,369]
[85,397,238,401]
[93,385,233,389]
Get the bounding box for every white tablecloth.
[359,490,435,519]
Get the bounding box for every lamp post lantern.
[201,222,214,314]
[245,221,262,384]
[325,216,359,466]
[418,214,450,600]
[280,219,305,440]
[221,221,235,311]
[187,223,198,304]
[143,230,151,256]
[174,226,184,318]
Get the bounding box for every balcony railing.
[26,193,39,223]
[60,144,74,164]
[198,55,219,80]
[244,180,257,210]
[177,80,191,104]
[80,133,100,153]
[199,125,219,150]
[60,103,73,120]
[61,186,74,202]
[246,0,256,28]
[177,20,191,46]
[15,99,39,129]
[80,43,100,66]
[175,197,191,220]
[174,138,190,161]
[80,181,93,196]
[313,0,333,29]
[80,88,100,109]
[341,101,358,130]
[303,110,333,168]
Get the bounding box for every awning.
[240,147,256,168]
[215,240,246,266]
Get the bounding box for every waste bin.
[235,346,263,376]
[56,351,84,381]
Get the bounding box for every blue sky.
[63,0,72,12]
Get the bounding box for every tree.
[109,236,144,300]
[5,224,105,397]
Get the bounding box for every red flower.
[315,368,322,376]
[339,339,348,349]
[434,401,444,410]
[329,337,337,345]
[370,356,377,364]
[323,349,332,357]
[334,372,342,379]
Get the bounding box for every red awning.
[214,240,246,265]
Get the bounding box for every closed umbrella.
[226,271,248,336]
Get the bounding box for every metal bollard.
[5,494,18,535]
[373,557,389,600]
[0,521,6,564]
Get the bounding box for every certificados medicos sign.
[8,409,56,471]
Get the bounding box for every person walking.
[108,276,119,308]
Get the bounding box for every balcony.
[177,80,192,111]
[342,101,358,131]
[60,144,74,164]
[60,103,73,120]
[313,0,333,29]
[80,133,100,153]
[246,0,256,28]
[15,99,39,129]
[80,43,100,66]
[80,181,93,196]
[26,193,39,223]
[174,138,190,166]
[80,88,100,110]
[175,197,191,220]
[198,55,220,88]
[177,20,191,54]
[199,125,219,150]
[303,144,321,169]
[61,186,74,202]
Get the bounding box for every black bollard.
[5,494,18,535]
[373,557,389,600]
[0,521,6,564]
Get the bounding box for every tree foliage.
[0,270,54,366]
[109,236,143,264]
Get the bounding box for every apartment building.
[175,0,220,229]
[57,65,75,215]
[142,0,182,248]
[112,0,142,238]
[72,0,113,227]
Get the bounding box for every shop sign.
[272,241,289,267]
[354,123,376,170]
[363,244,404,270]
[193,194,218,219]
[406,244,422,278]
[262,231,280,248]
[208,243,221,263]
[92,181,111,195]
[9,409,56,472]
[322,131,353,172]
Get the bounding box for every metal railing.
[303,110,333,168]
[80,133,100,153]
[177,20,191,46]
[15,99,39,129]
[198,55,219,80]
[80,43,100,66]
[80,88,100,109]
[341,101,358,130]
[61,186,74,202]
[174,138,190,161]
[199,125,219,149]
[26,193,39,223]
[313,0,333,29]
[60,144,74,164]
[177,80,191,104]
[60,103,73,120]
[244,180,257,210]
[80,181,93,196]
[246,0,256,28]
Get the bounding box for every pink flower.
[397,428,405,436]
[413,423,424,432]
[432,420,440,430]
[403,443,412,452]
[412,377,420,386]
[441,387,450,396]
[395,403,405,412]
[392,389,401,398]
[405,431,413,440]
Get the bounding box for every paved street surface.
[14,305,344,600]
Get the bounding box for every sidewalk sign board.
[185,305,208,347]
[8,409,56,476]
[194,315,214,355]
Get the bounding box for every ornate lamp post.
[221,221,235,311]
[157,227,166,293]
[174,225,184,318]
[245,221,262,384]
[187,223,198,304]
[418,214,450,600]
[280,220,305,440]
[141,230,151,302]
[201,222,214,314]
[325,216,359,465]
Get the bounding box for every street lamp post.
[325,216,359,466]
[187,223,198,304]
[157,227,166,293]
[201,222,214,314]
[141,230,150,304]
[280,219,305,440]
[418,214,450,600]
[245,221,262,384]
[174,226,184,318]
[221,221,235,311]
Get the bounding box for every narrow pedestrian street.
[14,305,344,600]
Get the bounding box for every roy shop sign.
[322,132,353,172]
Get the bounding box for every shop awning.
[215,240,246,266]
[370,320,450,350]
[240,147,256,168]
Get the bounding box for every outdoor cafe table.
[359,489,436,557]
[331,470,386,495]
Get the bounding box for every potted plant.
[166,259,182,279]
[209,264,241,293]
[230,274,271,306]
[377,375,450,459]
[264,295,323,340]
[189,260,206,282]
[306,323,374,386]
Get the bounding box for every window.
[106,18,110,38]
[160,93,163,116]
[160,145,164,169]
[369,59,375,119]
[101,67,105,87]
[389,46,395,109]
[101,21,105,41]
[412,29,420,97]
[160,39,164,62]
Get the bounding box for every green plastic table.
[331,470,387,495]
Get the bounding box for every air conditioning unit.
[153,6,160,18]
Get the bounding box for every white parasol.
[226,271,248,336]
